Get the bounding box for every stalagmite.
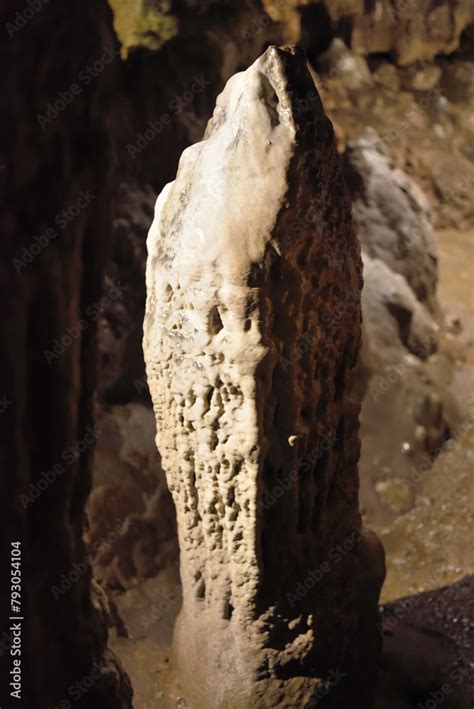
[143,45,385,708]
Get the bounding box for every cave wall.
[0,2,131,707]
[108,0,474,65]
[88,0,473,593]
[264,0,473,64]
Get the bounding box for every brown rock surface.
[263,0,474,65]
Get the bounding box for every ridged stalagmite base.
[144,45,385,709]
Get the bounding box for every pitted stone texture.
[144,46,384,708]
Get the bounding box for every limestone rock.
[340,130,462,524]
[144,45,384,708]
[399,62,443,92]
[361,254,438,367]
[348,0,474,65]
[108,0,282,57]
[261,0,474,65]
[343,130,438,311]
[355,248,457,527]
[108,0,179,54]
[317,38,374,92]
[371,61,401,92]
[374,478,414,514]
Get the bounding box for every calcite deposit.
[144,45,384,708]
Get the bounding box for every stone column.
[144,45,385,709]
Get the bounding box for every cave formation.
[1,1,473,708]
[143,45,384,708]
